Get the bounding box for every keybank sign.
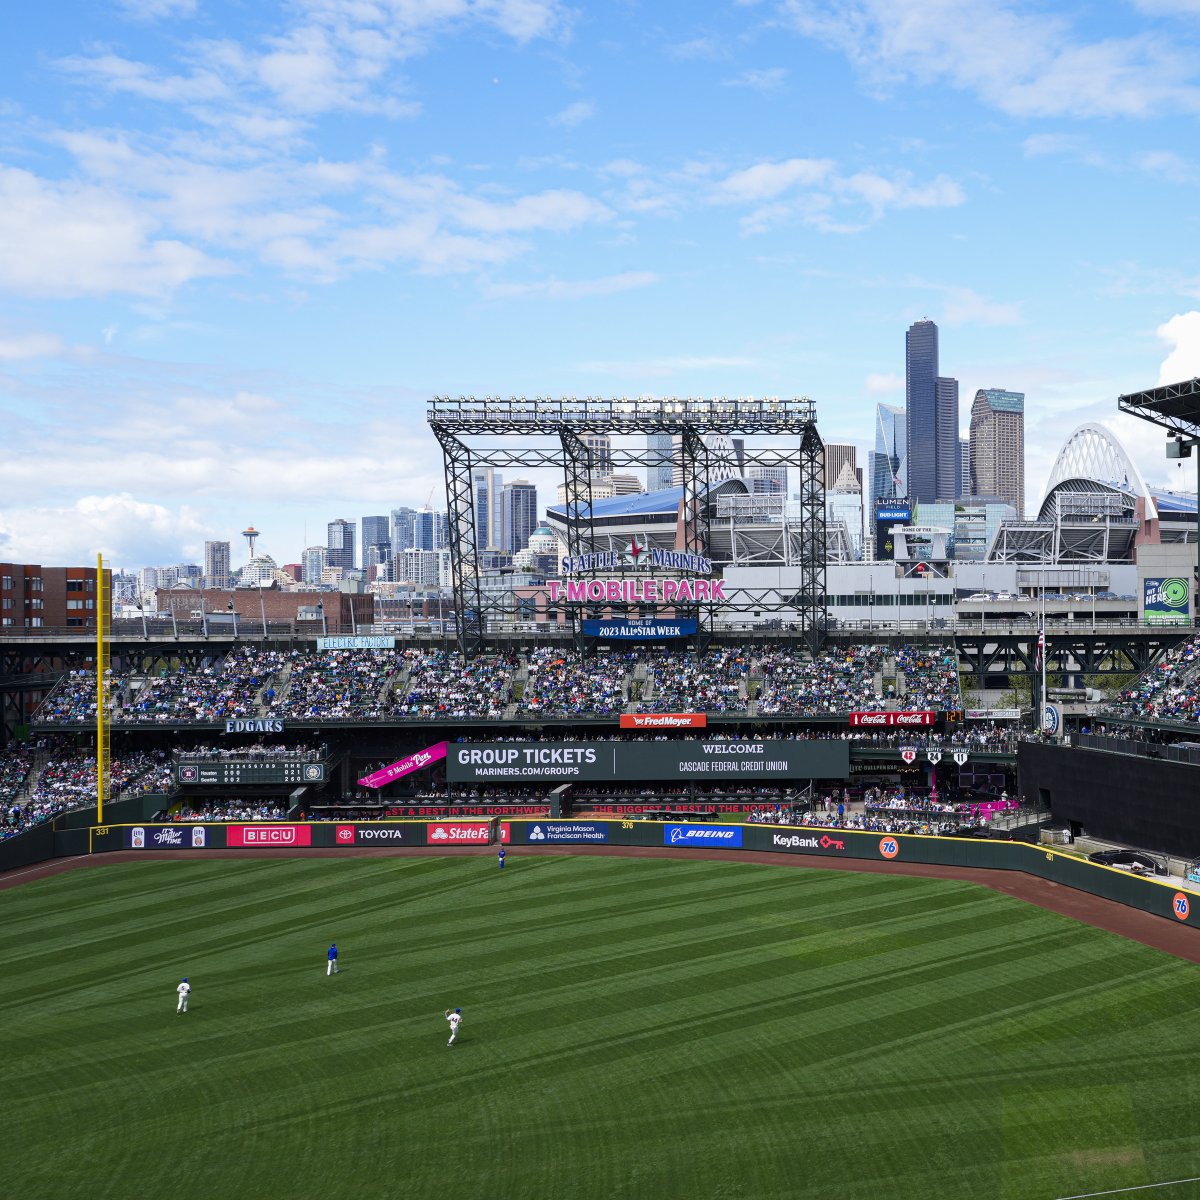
[664,824,743,848]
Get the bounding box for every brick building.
[0,562,110,629]
[155,586,373,634]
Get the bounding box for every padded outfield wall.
[1019,741,1200,859]
[83,817,1200,931]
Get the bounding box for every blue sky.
[2,0,1199,569]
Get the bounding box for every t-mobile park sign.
[547,577,726,604]
[847,711,936,727]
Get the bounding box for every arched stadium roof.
[1039,422,1159,520]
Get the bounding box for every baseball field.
[4,852,1200,1200]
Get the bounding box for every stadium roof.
[1118,376,1200,440]
[548,486,686,521]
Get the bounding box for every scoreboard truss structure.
[428,396,827,657]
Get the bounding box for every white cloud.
[482,270,659,300]
[723,68,788,93]
[116,0,199,19]
[940,286,1023,327]
[0,166,229,298]
[781,0,1200,118]
[549,100,595,127]
[1157,311,1200,383]
[865,372,903,394]
[714,157,834,203]
[0,332,66,361]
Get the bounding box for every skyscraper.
[935,375,959,500]
[326,518,355,572]
[969,389,1026,516]
[301,546,326,585]
[501,480,539,554]
[361,515,390,569]
[580,433,612,477]
[390,506,417,554]
[869,403,906,515]
[959,437,970,499]
[747,466,787,494]
[824,443,858,492]
[204,540,231,589]
[646,432,674,491]
[905,320,959,502]
[471,467,502,549]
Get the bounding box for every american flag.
[1036,628,1045,669]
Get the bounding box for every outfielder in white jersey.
[445,1008,462,1046]
[176,978,190,1013]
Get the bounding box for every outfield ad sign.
[226,824,313,847]
[524,822,609,843]
[128,825,208,849]
[358,742,448,788]
[334,824,418,846]
[663,824,743,848]
[446,740,849,782]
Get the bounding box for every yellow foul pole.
[96,554,109,824]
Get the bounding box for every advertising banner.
[619,713,706,730]
[663,824,744,848]
[446,740,849,783]
[848,711,935,727]
[127,825,210,849]
[1144,577,1191,625]
[524,821,609,843]
[317,635,396,650]
[226,824,313,847]
[582,618,698,639]
[425,821,504,845]
[358,742,448,789]
[765,830,847,854]
[965,709,1021,720]
[333,824,418,846]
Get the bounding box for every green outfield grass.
[3,855,1200,1200]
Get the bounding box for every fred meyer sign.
[447,740,849,782]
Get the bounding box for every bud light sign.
[663,824,743,848]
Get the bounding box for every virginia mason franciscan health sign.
[446,740,850,782]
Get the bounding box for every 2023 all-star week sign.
[446,740,850,782]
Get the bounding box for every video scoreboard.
[175,760,326,786]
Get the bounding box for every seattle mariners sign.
[560,544,712,576]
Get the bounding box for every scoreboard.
[175,760,326,786]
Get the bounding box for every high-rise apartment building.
[471,467,503,549]
[823,443,858,492]
[969,389,1026,516]
[869,403,906,516]
[501,480,538,554]
[301,546,326,585]
[905,320,960,502]
[204,541,231,589]
[580,433,612,477]
[1,561,110,628]
[326,518,356,572]
[361,515,390,563]
[646,432,674,491]
[390,506,417,554]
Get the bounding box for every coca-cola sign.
[848,711,935,727]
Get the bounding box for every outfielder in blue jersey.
[498,845,506,870]
[327,943,339,976]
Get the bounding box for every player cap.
[455,1007,461,1013]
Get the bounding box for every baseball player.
[445,1007,462,1046]
[176,977,190,1013]
[327,943,339,976]
[498,844,506,871]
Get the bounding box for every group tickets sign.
[446,740,850,783]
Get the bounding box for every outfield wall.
[79,817,1200,931]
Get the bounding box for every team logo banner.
[358,742,448,789]
[663,824,743,848]
[226,825,312,847]
[848,712,935,727]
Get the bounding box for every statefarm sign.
[847,711,936,727]
[547,577,726,604]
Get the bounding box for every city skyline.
[2,2,1199,566]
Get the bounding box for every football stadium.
[4,391,1200,1199]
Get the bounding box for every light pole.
[135,599,147,639]
[868,573,873,633]
[228,596,238,638]
[317,600,327,637]
[258,585,267,640]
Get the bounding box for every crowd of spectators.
[170,800,286,821]
[519,648,632,716]
[400,651,515,718]
[894,647,961,711]
[644,648,750,712]
[38,670,106,723]
[1109,636,1200,724]
[756,644,885,715]
[270,649,398,720]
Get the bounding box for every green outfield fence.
[59,816,1200,932]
